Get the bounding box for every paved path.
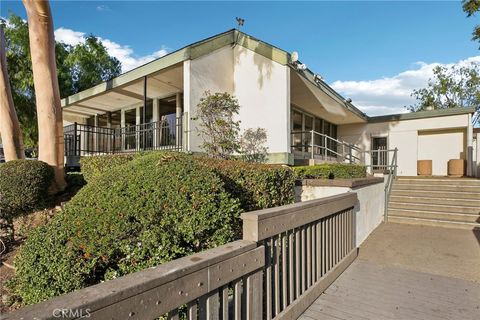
[300,223,480,320]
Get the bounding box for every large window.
[290,107,338,155]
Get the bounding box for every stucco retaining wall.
[295,177,385,246]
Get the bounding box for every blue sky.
[1,1,479,115]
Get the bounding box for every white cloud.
[96,5,111,12]
[330,56,480,116]
[54,27,168,72]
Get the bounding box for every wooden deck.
[300,260,480,320]
[300,223,480,320]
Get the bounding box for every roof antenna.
[233,17,245,48]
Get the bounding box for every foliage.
[408,62,480,112]
[81,152,296,213]
[239,128,269,163]
[80,153,142,182]
[11,152,243,305]
[463,0,480,46]
[0,160,54,218]
[64,36,121,93]
[293,163,367,180]
[196,91,241,159]
[0,13,121,147]
[0,160,53,248]
[198,156,295,213]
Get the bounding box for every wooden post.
[246,270,263,320]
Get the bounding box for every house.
[61,29,479,177]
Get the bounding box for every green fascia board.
[62,29,291,107]
[60,28,365,125]
[62,29,237,107]
[368,107,476,123]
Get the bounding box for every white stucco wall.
[183,45,291,155]
[183,46,235,152]
[233,46,290,154]
[295,186,350,202]
[418,129,466,175]
[295,179,385,247]
[353,181,385,246]
[338,114,470,176]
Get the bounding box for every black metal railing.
[64,116,183,159]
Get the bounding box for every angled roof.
[61,29,368,121]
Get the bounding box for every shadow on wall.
[234,42,273,90]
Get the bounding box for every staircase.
[388,177,480,230]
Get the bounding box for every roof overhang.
[368,107,477,123]
[290,69,368,124]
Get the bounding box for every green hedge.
[11,152,243,305]
[80,153,143,182]
[81,152,296,212]
[293,163,366,180]
[198,157,295,212]
[0,160,54,219]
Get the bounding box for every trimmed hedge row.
[197,157,295,212]
[81,153,296,212]
[11,152,295,305]
[293,163,366,180]
[80,153,143,182]
[0,160,54,219]
[12,153,243,304]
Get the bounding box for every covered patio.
[61,62,186,167]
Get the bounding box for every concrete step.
[395,178,480,186]
[388,208,480,223]
[388,216,480,230]
[388,201,480,215]
[390,189,480,200]
[392,184,480,193]
[389,195,480,207]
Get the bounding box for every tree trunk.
[23,0,66,191]
[0,26,25,161]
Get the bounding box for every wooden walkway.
[300,223,480,320]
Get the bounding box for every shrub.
[80,153,141,182]
[196,91,241,159]
[79,152,296,213]
[239,128,269,163]
[293,163,366,180]
[0,160,54,219]
[12,152,243,305]
[198,157,295,212]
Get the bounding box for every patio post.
[176,92,182,149]
[152,98,159,149]
[143,76,147,150]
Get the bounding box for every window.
[290,107,338,156]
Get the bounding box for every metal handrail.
[291,130,361,163]
[383,148,398,222]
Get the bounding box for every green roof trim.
[367,107,476,123]
[61,29,295,107]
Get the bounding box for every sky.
[1,1,479,115]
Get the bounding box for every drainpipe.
[467,113,473,177]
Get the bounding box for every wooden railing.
[5,193,358,320]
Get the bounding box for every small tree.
[196,91,241,159]
[240,128,269,163]
[408,62,480,112]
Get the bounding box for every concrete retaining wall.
[295,177,385,246]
